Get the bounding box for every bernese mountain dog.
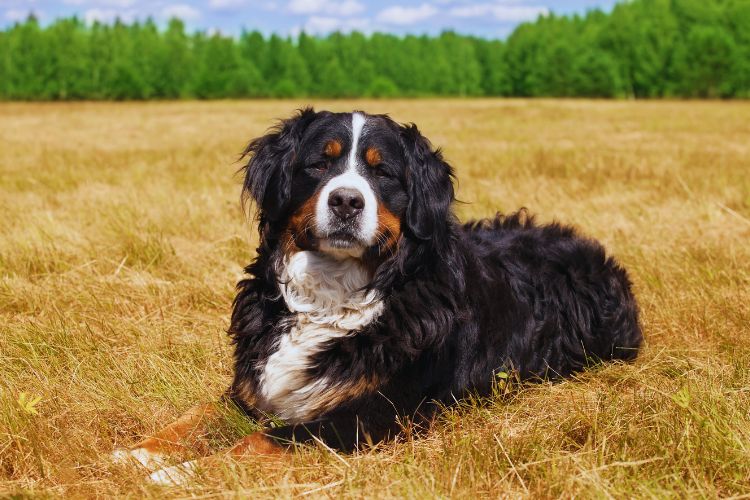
[114,108,642,485]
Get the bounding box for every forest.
[0,0,748,100]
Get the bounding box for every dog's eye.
[372,166,390,178]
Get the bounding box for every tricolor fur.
[116,108,643,484]
[258,251,383,422]
[227,108,642,450]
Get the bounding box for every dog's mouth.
[317,230,367,257]
[290,227,365,255]
[325,231,360,248]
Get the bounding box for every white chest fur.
[257,251,383,422]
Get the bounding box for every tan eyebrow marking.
[324,140,342,158]
[365,147,382,166]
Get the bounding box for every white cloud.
[5,8,40,22]
[63,0,137,7]
[288,0,364,16]
[449,3,548,22]
[5,9,26,22]
[208,0,246,8]
[337,0,363,16]
[208,0,279,11]
[292,15,369,35]
[162,3,202,20]
[288,0,324,13]
[436,0,536,4]
[376,3,437,25]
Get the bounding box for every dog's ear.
[400,123,455,244]
[241,107,318,221]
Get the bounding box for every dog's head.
[241,108,454,272]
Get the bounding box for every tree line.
[0,0,748,100]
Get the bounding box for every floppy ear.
[241,107,318,221]
[400,124,455,244]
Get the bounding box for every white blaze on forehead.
[348,112,366,169]
[315,112,379,246]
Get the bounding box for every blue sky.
[1,0,619,38]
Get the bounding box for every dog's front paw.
[148,460,198,486]
[111,447,166,470]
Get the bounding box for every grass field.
[1,99,749,498]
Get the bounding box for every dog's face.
[286,111,407,257]
[242,108,454,264]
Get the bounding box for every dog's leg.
[147,411,403,486]
[112,403,218,470]
[148,431,285,486]
[227,431,286,456]
[147,415,397,486]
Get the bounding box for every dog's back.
[457,210,642,383]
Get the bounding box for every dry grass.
[1,99,749,498]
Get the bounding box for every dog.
[114,108,642,484]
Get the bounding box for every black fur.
[228,108,642,451]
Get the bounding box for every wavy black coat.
[228,110,642,451]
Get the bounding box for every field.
[1,99,749,498]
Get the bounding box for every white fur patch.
[111,447,166,471]
[348,112,366,168]
[315,112,378,246]
[257,251,383,423]
[148,460,197,486]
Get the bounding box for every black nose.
[328,188,365,220]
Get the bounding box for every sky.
[0,0,620,38]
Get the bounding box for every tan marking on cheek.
[282,193,320,255]
[324,139,342,158]
[365,147,382,167]
[377,205,402,254]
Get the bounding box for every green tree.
[629,0,679,97]
[725,0,750,96]
[677,25,737,97]
[0,30,10,98]
[192,33,262,98]
[318,57,349,97]
[571,49,623,97]
[46,18,90,99]
[474,39,511,96]
[154,19,191,98]
[367,76,399,97]
[87,22,111,99]
[239,30,268,95]
[1,0,749,100]
[6,15,51,99]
